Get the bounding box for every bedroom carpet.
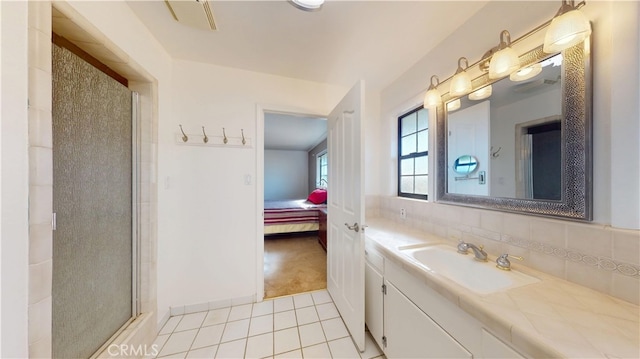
[264,234,327,299]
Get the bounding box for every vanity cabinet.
[364,247,384,348]
[364,241,527,359]
[384,280,472,358]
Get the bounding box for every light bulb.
[489,30,520,79]
[468,85,492,101]
[543,3,591,53]
[450,57,472,97]
[423,75,442,107]
[510,63,543,82]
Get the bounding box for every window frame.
[317,150,328,188]
[397,106,428,200]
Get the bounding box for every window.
[398,106,428,199]
[317,151,328,188]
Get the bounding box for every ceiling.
[127,0,489,92]
[264,113,327,151]
[126,1,490,151]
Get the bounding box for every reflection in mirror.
[445,53,563,200]
[453,155,478,175]
[436,38,592,221]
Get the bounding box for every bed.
[264,199,327,235]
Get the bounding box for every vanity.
[364,218,639,359]
[363,4,640,358]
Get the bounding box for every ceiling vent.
[165,0,217,31]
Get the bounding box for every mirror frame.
[436,37,593,221]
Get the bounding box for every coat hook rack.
[179,124,188,142]
[202,126,209,143]
[175,126,252,148]
[491,146,502,158]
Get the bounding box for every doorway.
[516,116,562,200]
[52,42,136,358]
[261,111,328,299]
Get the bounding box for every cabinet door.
[365,261,384,349]
[481,329,525,358]
[384,281,472,359]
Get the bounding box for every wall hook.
[202,126,209,143]
[241,129,246,145]
[179,124,188,142]
[491,146,502,158]
[222,128,228,144]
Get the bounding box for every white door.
[327,81,365,351]
[447,100,490,196]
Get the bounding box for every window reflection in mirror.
[453,155,478,175]
[445,53,563,200]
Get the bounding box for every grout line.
[158,290,362,359]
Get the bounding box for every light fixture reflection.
[450,57,472,97]
[290,0,324,11]
[468,85,492,101]
[543,0,591,53]
[489,30,520,79]
[446,99,461,112]
[510,63,543,82]
[423,75,442,107]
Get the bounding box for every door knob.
[344,222,360,232]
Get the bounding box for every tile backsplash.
[366,195,640,305]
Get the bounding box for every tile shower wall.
[28,2,159,356]
[366,195,640,305]
[28,2,53,357]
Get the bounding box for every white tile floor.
[152,290,385,359]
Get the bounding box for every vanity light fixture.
[450,57,472,97]
[423,75,442,107]
[510,63,543,82]
[543,0,591,53]
[446,99,461,112]
[289,0,324,11]
[488,30,520,79]
[468,85,492,101]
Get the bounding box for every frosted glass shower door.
[52,43,134,358]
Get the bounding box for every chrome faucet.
[457,240,488,262]
[496,253,524,271]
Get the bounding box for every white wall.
[264,150,309,200]
[378,1,640,229]
[157,59,346,316]
[0,2,30,356]
[609,1,640,229]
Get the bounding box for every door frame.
[255,104,328,302]
[51,45,141,356]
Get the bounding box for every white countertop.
[365,218,640,359]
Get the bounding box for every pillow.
[307,188,327,204]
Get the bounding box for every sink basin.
[400,245,540,295]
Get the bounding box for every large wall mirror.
[436,32,592,221]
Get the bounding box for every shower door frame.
[51,39,142,357]
[90,91,142,359]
